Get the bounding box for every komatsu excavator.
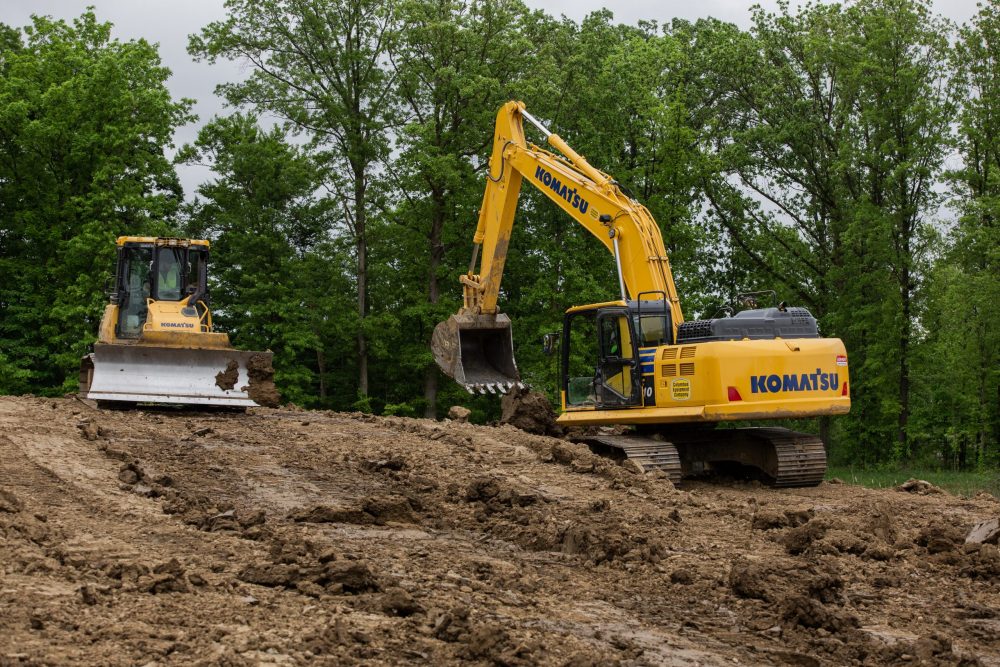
[433,102,850,487]
[78,236,276,408]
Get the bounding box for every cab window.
[155,247,184,301]
[564,311,599,407]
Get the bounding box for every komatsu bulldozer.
[433,102,850,487]
[78,236,276,408]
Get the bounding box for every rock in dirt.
[245,353,281,408]
[324,561,379,594]
[781,595,858,633]
[917,522,964,554]
[500,385,559,436]
[381,586,421,617]
[448,406,471,423]
[76,420,103,441]
[780,519,828,555]
[966,518,1000,545]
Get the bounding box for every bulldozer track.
[754,428,828,488]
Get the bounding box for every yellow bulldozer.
[79,236,277,408]
[433,102,850,487]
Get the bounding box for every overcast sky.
[1,0,983,197]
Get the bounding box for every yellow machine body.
[433,102,850,486]
[80,236,273,407]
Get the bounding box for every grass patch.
[827,467,1000,497]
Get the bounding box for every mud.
[245,352,281,407]
[500,385,561,435]
[214,359,239,391]
[0,396,998,665]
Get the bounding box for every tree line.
[0,0,996,470]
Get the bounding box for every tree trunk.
[422,198,445,419]
[897,267,911,459]
[316,347,327,401]
[355,174,368,398]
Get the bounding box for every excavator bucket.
[79,343,277,408]
[432,313,521,394]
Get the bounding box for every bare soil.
[1,395,998,666]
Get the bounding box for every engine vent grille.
[680,362,695,376]
[662,364,677,377]
[680,346,697,359]
[661,348,678,360]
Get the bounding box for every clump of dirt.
[215,359,239,390]
[245,352,280,407]
[0,488,23,513]
[238,534,380,597]
[896,478,944,495]
[500,385,560,435]
[290,494,418,526]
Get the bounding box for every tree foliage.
[0,11,191,393]
[2,3,997,470]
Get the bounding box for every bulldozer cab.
[114,240,209,339]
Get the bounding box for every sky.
[1,0,984,197]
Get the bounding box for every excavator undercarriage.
[577,428,827,487]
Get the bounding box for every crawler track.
[579,427,827,488]
[576,435,682,483]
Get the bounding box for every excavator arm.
[465,101,683,326]
[433,101,685,393]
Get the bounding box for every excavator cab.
[562,299,670,410]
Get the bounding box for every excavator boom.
[432,101,684,393]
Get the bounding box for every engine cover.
[676,307,819,344]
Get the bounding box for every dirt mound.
[246,352,280,407]
[0,396,996,665]
[500,385,560,435]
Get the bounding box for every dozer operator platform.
[79,237,276,408]
[433,102,850,488]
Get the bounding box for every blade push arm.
[462,101,685,333]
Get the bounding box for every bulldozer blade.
[432,313,520,391]
[80,343,271,408]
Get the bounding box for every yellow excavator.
[78,236,277,408]
[433,102,850,487]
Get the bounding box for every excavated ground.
[1,395,998,666]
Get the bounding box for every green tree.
[383,0,539,417]
[911,1,1000,468]
[181,114,350,406]
[0,11,192,394]
[190,0,399,401]
[702,0,955,460]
